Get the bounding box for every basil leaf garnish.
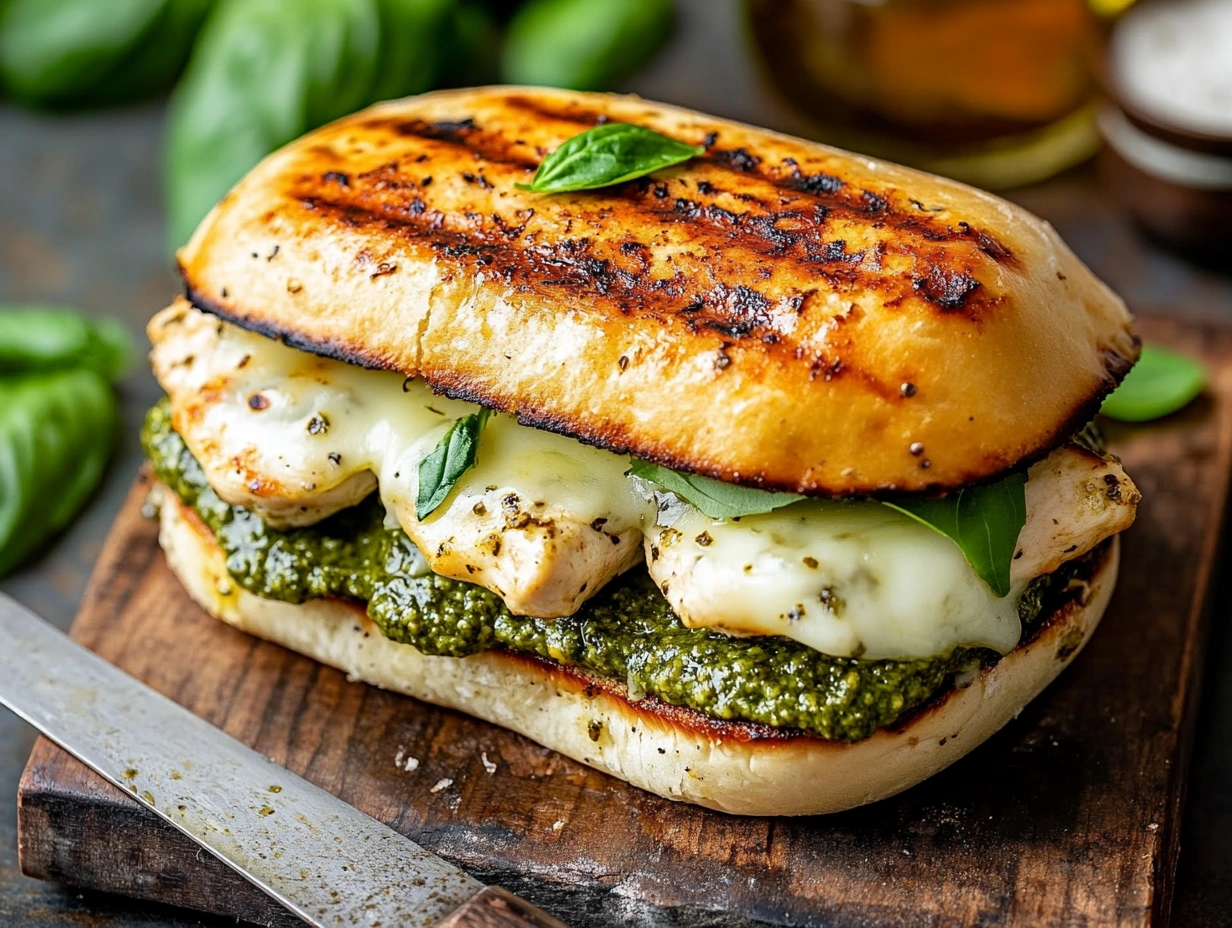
[628,459,805,519]
[883,471,1028,598]
[1101,343,1206,423]
[518,123,705,194]
[416,408,492,520]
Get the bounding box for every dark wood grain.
[15,313,1232,928]
[435,888,571,928]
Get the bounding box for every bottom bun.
[155,484,1118,817]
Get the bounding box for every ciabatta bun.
[178,86,1137,498]
[155,483,1117,817]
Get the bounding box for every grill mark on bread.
[358,108,1017,297]
[285,163,1005,340]
[471,95,1016,261]
[267,191,915,399]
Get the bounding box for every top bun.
[178,86,1137,496]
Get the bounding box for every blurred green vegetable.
[1101,344,1207,423]
[166,0,460,249]
[370,0,458,101]
[0,308,132,380]
[0,368,117,577]
[167,0,379,248]
[0,0,213,107]
[438,1,502,87]
[474,0,525,23]
[501,0,674,90]
[0,307,128,577]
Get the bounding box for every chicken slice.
[149,300,649,617]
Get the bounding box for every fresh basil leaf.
[416,408,492,520]
[1101,343,1206,423]
[517,123,705,194]
[628,459,805,519]
[0,307,131,381]
[501,0,675,91]
[0,0,213,108]
[0,369,117,578]
[884,471,1028,598]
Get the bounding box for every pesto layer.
[143,399,1062,742]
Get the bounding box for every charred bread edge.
[155,483,1118,816]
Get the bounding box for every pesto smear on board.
[142,399,1072,743]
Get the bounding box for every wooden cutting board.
[15,313,1232,928]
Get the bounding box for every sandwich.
[142,87,1140,816]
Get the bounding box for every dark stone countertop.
[2,2,1231,924]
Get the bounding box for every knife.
[0,592,568,928]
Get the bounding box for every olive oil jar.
[746,0,1105,187]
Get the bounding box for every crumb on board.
[394,749,419,773]
[481,752,497,774]
[553,820,565,832]
[430,778,454,793]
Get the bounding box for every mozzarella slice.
[643,444,1137,660]
[644,496,1021,661]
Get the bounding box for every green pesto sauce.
[142,399,1061,743]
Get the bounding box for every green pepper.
[0,0,213,108]
[500,0,675,90]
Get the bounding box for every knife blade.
[0,592,567,928]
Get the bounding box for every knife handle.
[434,886,571,928]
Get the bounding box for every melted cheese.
[645,496,1022,660]
[150,304,1137,659]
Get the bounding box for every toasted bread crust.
[178,87,1137,497]
[155,483,1117,815]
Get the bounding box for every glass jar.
[745,0,1105,187]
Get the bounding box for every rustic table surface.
[2,3,1231,926]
